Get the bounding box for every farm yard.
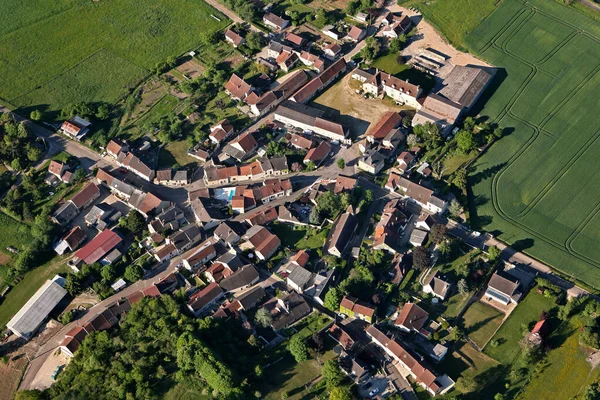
[464,0,600,289]
[0,0,228,114]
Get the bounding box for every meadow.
[460,301,504,348]
[464,0,600,288]
[0,0,228,113]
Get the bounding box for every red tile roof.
[224,74,252,99]
[70,182,100,209]
[75,229,122,265]
[368,111,402,140]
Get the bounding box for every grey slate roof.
[438,66,492,109]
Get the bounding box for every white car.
[369,388,380,397]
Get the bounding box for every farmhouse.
[285,32,305,47]
[262,292,311,332]
[291,58,347,103]
[397,151,416,172]
[249,70,308,117]
[299,52,325,73]
[222,132,258,162]
[274,101,349,143]
[106,139,129,159]
[382,15,412,39]
[7,275,68,340]
[276,51,299,72]
[366,326,455,396]
[438,66,492,110]
[412,94,463,136]
[322,25,343,41]
[367,111,403,143]
[263,13,289,30]
[54,226,87,255]
[381,73,422,108]
[290,133,314,150]
[357,149,385,174]
[387,174,447,214]
[60,116,91,141]
[323,42,342,59]
[347,25,366,42]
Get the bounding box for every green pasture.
[464,0,600,288]
[460,301,504,348]
[0,0,228,113]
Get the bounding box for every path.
[202,0,261,32]
[580,0,600,13]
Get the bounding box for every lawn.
[122,94,180,140]
[518,315,600,400]
[371,52,410,75]
[484,290,557,363]
[460,301,504,348]
[442,151,476,177]
[0,212,33,255]
[270,223,329,250]
[398,0,499,48]
[0,255,70,328]
[438,341,499,381]
[286,311,332,339]
[164,383,210,400]
[0,0,228,114]
[158,140,199,169]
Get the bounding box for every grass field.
[158,140,198,169]
[518,315,600,400]
[484,290,557,363]
[439,341,499,381]
[398,0,499,47]
[462,0,600,289]
[0,212,33,254]
[270,223,329,250]
[0,0,228,113]
[460,301,504,348]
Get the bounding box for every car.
[369,388,380,397]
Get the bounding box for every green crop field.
[0,0,228,113]
[463,0,600,288]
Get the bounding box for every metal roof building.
[7,275,68,339]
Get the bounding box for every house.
[347,25,366,42]
[395,302,429,333]
[430,343,449,362]
[225,29,245,47]
[417,162,432,177]
[52,201,79,226]
[291,58,347,103]
[240,225,281,260]
[382,15,412,39]
[410,228,428,247]
[423,272,452,300]
[323,42,342,59]
[7,275,67,340]
[298,51,325,73]
[222,132,258,161]
[366,325,455,396]
[60,116,91,141]
[250,70,308,117]
[391,175,447,214]
[274,101,349,143]
[209,118,235,145]
[287,266,313,294]
[84,203,120,230]
[154,169,189,185]
[358,149,386,174]
[267,41,293,59]
[437,66,492,110]
[303,140,331,167]
[220,265,260,292]
[277,50,299,72]
[380,73,422,108]
[128,191,169,218]
[53,226,87,255]
[255,178,293,203]
[236,286,267,311]
[224,74,253,101]
[285,32,305,47]
[290,133,314,151]
[166,224,202,253]
[329,323,357,351]
[373,198,408,254]
[244,206,279,226]
[339,295,376,323]
[154,243,178,263]
[485,271,522,305]
[263,13,289,30]
[71,229,123,268]
[187,282,224,317]
[47,161,72,184]
[367,111,403,143]
[70,182,101,210]
[326,208,358,257]
[182,239,217,271]
[190,197,228,229]
[334,175,357,194]
[117,152,155,181]
[527,318,550,346]
[213,221,246,247]
[106,139,129,159]
[340,354,370,383]
[322,25,343,41]
[354,12,369,23]
[412,94,464,136]
[262,292,311,331]
[415,213,442,231]
[397,151,415,172]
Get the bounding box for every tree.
[29,110,42,121]
[494,394,505,400]
[322,359,344,388]
[580,327,600,349]
[449,327,463,342]
[488,245,501,262]
[317,191,341,218]
[305,161,316,171]
[60,310,74,325]
[455,376,478,393]
[456,262,470,278]
[95,104,110,120]
[288,335,309,362]
[101,264,115,281]
[453,168,468,193]
[430,224,447,244]
[255,307,272,327]
[360,37,381,62]
[119,210,146,235]
[124,264,144,282]
[448,199,463,219]
[457,279,469,295]
[456,130,476,154]
[438,240,452,258]
[337,158,345,169]
[406,133,419,147]
[583,382,600,400]
[15,390,44,400]
[323,286,342,311]
[11,158,22,171]
[412,246,431,270]
[365,189,374,203]
[389,35,407,52]
[309,207,321,225]
[493,127,504,138]
[246,31,264,51]
[329,386,352,400]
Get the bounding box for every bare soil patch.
[175,59,205,80]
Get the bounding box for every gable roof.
[188,282,223,312]
[75,230,122,265]
[488,271,519,296]
[225,29,244,46]
[70,182,100,209]
[438,66,492,109]
[48,160,65,176]
[263,12,288,28]
[122,153,154,178]
[304,140,331,164]
[224,74,252,99]
[348,25,365,40]
[220,265,259,291]
[395,302,429,331]
[285,32,305,46]
[368,111,402,140]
